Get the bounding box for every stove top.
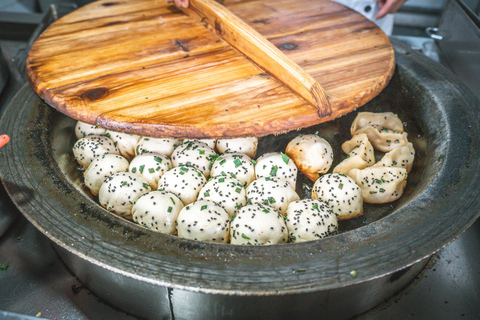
[0,1,479,319]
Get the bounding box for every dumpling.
[354,126,408,152]
[255,152,298,190]
[210,153,255,187]
[98,172,151,219]
[129,153,172,190]
[184,139,216,150]
[197,176,246,217]
[84,154,129,196]
[285,134,334,181]
[246,176,300,215]
[132,191,184,234]
[157,166,206,205]
[350,112,404,135]
[177,200,230,243]
[75,121,106,139]
[285,199,338,242]
[135,137,182,157]
[230,203,288,245]
[312,173,363,220]
[334,134,375,175]
[374,142,415,173]
[104,130,140,161]
[347,167,407,204]
[216,137,258,158]
[73,135,120,169]
[171,140,216,178]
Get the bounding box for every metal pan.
[1,39,479,319]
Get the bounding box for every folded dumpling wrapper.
[354,126,408,152]
[347,167,407,204]
[374,142,415,173]
[350,112,404,135]
[334,133,375,175]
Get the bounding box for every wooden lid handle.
[179,0,332,117]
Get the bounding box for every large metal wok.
[1,40,480,319]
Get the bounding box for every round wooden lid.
[26,0,395,138]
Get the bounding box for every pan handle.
[178,0,332,117]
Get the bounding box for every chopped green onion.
[233,159,242,168]
[241,233,250,240]
[270,165,278,176]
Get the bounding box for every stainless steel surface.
[0,214,135,320]
[1,38,480,319]
[435,0,480,98]
[363,218,480,319]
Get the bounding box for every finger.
[376,0,386,9]
[376,0,407,19]
[175,0,189,7]
[0,134,10,149]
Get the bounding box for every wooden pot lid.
[26,0,395,138]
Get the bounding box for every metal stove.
[0,0,479,319]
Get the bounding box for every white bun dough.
[132,191,184,234]
[230,203,288,245]
[255,152,297,190]
[351,112,404,135]
[105,130,140,160]
[129,153,172,190]
[246,176,300,215]
[73,135,120,169]
[157,166,207,205]
[347,167,407,204]
[210,153,255,187]
[285,134,334,181]
[177,200,230,243]
[285,199,338,242]
[99,172,152,219]
[135,137,182,157]
[84,154,129,196]
[184,139,216,150]
[171,140,216,177]
[197,176,246,217]
[75,121,106,139]
[312,173,363,220]
[216,137,258,158]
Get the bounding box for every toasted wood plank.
[181,0,331,116]
[26,0,395,138]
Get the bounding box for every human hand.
[376,0,408,19]
[165,0,189,8]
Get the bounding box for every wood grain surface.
[26,0,395,138]
[181,0,331,116]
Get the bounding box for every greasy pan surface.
[1,40,480,295]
